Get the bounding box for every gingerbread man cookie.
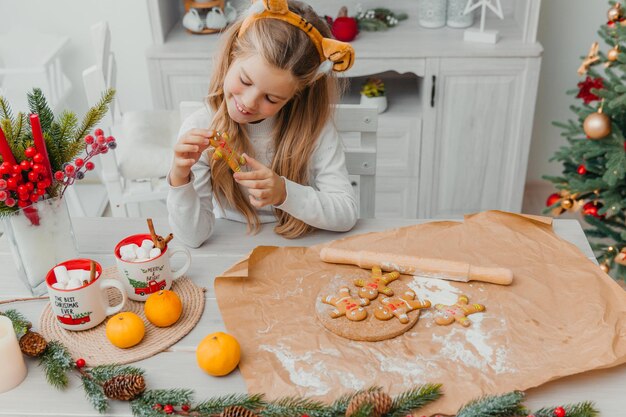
[374,290,431,324]
[353,266,400,300]
[434,295,485,327]
[322,287,370,321]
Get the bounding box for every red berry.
[164,404,174,414]
[0,163,10,175]
[54,171,64,181]
[25,182,34,191]
[76,358,86,368]
[36,188,45,195]
[17,185,27,195]
[37,181,47,189]
[553,407,566,417]
[85,162,95,171]
[32,164,45,174]
[100,147,109,154]
[97,135,106,145]
[24,147,37,158]
[42,178,51,188]
[94,128,104,137]
[12,164,22,174]
[577,164,587,175]
[64,165,75,175]
[182,404,190,412]
[20,160,31,171]
[85,135,95,145]
[0,190,6,201]
[5,197,15,207]
[7,178,17,189]
[0,179,5,190]
[106,136,115,143]
[33,153,44,164]
[17,200,28,208]
[30,193,39,202]
[28,171,39,182]
[74,158,84,167]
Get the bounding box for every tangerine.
[196,332,241,376]
[144,290,183,327]
[105,312,145,348]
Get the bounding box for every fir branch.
[132,388,194,409]
[82,375,109,414]
[194,393,265,415]
[261,396,327,417]
[455,391,525,417]
[603,150,626,186]
[0,94,14,124]
[47,110,80,172]
[27,88,55,131]
[39,341,74,389]
[387,383,443,417]
[0,118,15,149]
[327,391,358,416]
[74,88,115,140]
[0,309,31,337]
[532,401,599,417]
[88,364,144,384]
[586,215,624,241]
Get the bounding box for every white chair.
[82,22,180,217]
[179,102,377,217]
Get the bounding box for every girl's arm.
[275,123,358,231]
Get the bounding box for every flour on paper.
[259,342,368,394]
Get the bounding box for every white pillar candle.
[0,316,28,393]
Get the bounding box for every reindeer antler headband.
[239,0,355,73]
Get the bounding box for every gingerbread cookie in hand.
[354,266,400,300]
[322,287,370,321]
[434,294,485,327]
[374,290,431,324]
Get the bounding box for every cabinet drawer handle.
[430,75,437,108]
[351,181,358,187]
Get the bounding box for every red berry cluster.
[0,146,51,208]
[54,128,116,196]
[152,403,191,414]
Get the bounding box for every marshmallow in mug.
[50,265,100,290]
[119,239,162,262]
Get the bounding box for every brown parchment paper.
[214,211,626,415]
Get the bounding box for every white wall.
[0,0,154,115]
[527,0,607,182]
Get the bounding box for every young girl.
[167,0,358,247]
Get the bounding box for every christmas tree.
[544,1,626,279]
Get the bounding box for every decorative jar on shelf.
[447,0,475,28]
[360,77,387,114]
[2,196,78,295]
[417,0,448,29]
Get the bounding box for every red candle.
[29,114,52,181]
[0,126,17,166]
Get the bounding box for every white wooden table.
[0,218,624,416]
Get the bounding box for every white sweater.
[167,107,358,247]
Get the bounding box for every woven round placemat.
[39,267,205,365]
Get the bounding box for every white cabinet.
[145,0,542,219]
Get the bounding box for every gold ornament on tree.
[583,101,611,140]
[600,263,610,273]
[608,2,624,22]
[615,248,626,266]
[606,45,620,67]
[577,42,600,76]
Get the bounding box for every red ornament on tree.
[577,164,587,175]
[163,404,174,414]
[583,201,603,218]
[576,76,604,104]
[553,406,566,417]
[546,192,561,207]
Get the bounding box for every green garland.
[2,309,599,417]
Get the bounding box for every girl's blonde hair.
[207,0,342,239]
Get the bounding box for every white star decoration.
[464,0,504,32]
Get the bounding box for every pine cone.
[220,405,259,417]
[345,389,393,417]
[102,374,146,401]
[19,331,47,357]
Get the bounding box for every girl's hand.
[170,129,215,186]
[233,154,287,208]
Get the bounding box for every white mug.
[45,259,127,331]
[114,234,191,301]
[182,9,205,32]
[206,8,228,30]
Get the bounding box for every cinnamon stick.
[147,218,158,247]
[89,260,96,283]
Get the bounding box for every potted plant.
[360,77,387,113]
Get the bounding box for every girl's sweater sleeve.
[166,111,215,248]
[274,122,358,232]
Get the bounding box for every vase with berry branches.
[0,88,116,295]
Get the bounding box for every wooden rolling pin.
[320,248,513,285]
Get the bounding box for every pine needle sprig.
[39,341,74,389]
[261,396,328,417]
[455,390,525,417]
[74,88,115,141]
[27,88,55,132]
[81,375,109,414]
[532,401,599,417]
[88,364,144,383]
[326,391,358,416]
[386,383,443,417]
[131,389,195,417]
[0,308,31,337]
[0,95,14,125]
[194,393,265,415]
